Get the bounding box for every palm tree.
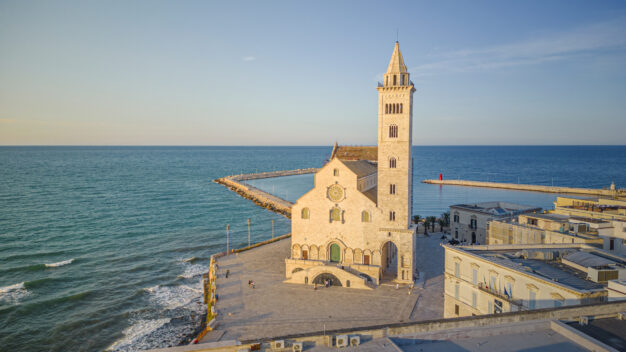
[427,216,437,231]
[438,218,445,232]
[412,214,421,224]
[441,211,450,227]
[423,218,430,234]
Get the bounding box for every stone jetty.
[213,168,318,218]
[423,179,624,198]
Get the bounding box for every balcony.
[477,282,525,308]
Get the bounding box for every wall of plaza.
[443,245,607,319]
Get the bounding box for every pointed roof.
[386,41,407,74]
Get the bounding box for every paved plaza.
[201,234,445,343]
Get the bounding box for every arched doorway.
[329,243,341,263]
[381,241,398,281]
[471,232,476,244]
[313,273,342,286]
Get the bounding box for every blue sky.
[1,0,625,145]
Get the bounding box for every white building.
[443,243,626,318]
[450,202,541,245]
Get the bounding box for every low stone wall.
[230,168,318,181]
[151,300,626,351]
[423,179,624,197]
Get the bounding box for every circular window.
[327,184,344,202]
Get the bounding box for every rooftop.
[447,245,626,292]
[330,144,378,162]
[341,160,377,178]
[451,201,541,216]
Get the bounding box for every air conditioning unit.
[292,342,303,351]
[335,335,348,348]
[272,340,285,349]
[349,336,360,346]
[579,316,589,325]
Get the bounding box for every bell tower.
[377,42,415,228]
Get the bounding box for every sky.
[1,0,625,146]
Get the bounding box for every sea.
[1,146,625,352]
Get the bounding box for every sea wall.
[423,179,624,197]
[214,168,318,218]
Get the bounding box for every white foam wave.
[107,318,171,351]
[144,284,204,311]
[181,256,196,263]
[0,282,30,305]
[45,258,74,267]
[177,264,207,279]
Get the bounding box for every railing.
[477,282,525,308]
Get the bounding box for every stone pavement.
[201,234,445,343]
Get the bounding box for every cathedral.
[285,42,417,289]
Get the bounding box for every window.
[505,282,513,298]
[361,211,370,223]
[301,208,310,219]
[472,269,478,285]
[455,230,458,239]
[389,157,397,168]
[554,299,563,308]
[389,124,398,138]
[393,75,397,85]
[529,291,536,309]
[472,291,477,309]
[333,168,339,176]
[453,213,459,223]
[302,250,308,260]
[454,262,460,278]
[401,75,405,85]
[389,184,396,195]
[330,207,341,222]
[490,275,497,292]
[399,103,403,113]
[385,104,388,114]
[455,304,460,315]
[455,283,459,299]
[389,211,396,221]
[364,255,370,265]
[470,218,477,229]
[610,238,615,251]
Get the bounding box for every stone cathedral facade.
[285,42,417,289]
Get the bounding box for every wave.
[45,258,75,268]
[106,318,171,352]
[177,264,207,279]
[0,282,30,305]
[144,284,204,311]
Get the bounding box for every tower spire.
[386,41,407,74]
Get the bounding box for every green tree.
[441,211,450,227]
[438,218,445,232]
[412,214,421,224]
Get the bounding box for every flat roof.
[451,201,541,216]
[568,318,626,351]
[454,247,606,291]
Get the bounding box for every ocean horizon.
[1,145,625,352]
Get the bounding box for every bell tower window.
[389,125,398,138]
[389,157,396,168]
[393,75,397,85]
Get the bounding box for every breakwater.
[213,168,318,218]
[423,179,624,197]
